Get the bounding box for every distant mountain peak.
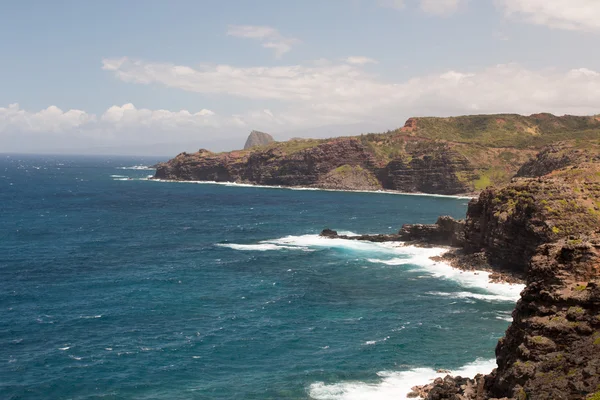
[244,130,275,150]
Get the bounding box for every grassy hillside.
[394,113,600,148]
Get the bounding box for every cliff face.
[155,137,478,194]
[423,158,600,399]
[243,130,275,150]
[156,113,600,195]
[379,143,477,194]
[516,142,600,178]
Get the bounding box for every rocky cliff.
[417,155,600,399]
[155,113,600,195]
[243,130,275,150]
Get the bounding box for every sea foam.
[221,234,524,301]
[150,179,474,199]
[309,358,497,400]
[117,165,155,171]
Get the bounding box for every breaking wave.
[220,234,524,301]
[309,358,497,400]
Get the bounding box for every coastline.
[430,247,526,285]
[147,177,477,200]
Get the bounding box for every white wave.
[367,258,409,266]
[150,179,474,199]
[264,235,400,255]
[68,355,82,361]
[117,165,155,170]
[59,346,70,351]
[216,243,310,252]
[309,358,496,400]
[495,311,513,322]
[80,315,102,319]
[426,291,519,303]
[220,234,524,300]
[110,174,127,178]
[363,336,390,346]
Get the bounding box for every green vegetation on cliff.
[397,113,600,148]
[156,113,600,195]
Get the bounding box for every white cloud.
[5,60,600,154]
[227,25,300,58]
[0,103,94,132]
[497,0,600,32]
[345,56,378,65]
[102,57,600,119]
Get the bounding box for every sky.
[1,0,600,156]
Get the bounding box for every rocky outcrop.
[319,229,401,242]
[320,216,464,245]
[243,130,275,150]
[516,142,600,178]
[422,161,600,399]
[485,238,600,400]
[398,216,466,247]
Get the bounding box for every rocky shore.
[321,149,600,399]
[320,215,524,285]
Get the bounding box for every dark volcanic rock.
[399,216,465,246]
[379,143,476,195]
[423,160,600,400]
[318,230,401,242]
[243,130,275,150]
[156,138,379,189]
[516,143,600,178]
[154,135,480,194]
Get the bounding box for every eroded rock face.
[485,238,600,400]
[425,161,600,400]
[516,142,600,178]
[380,146,476,195]
[398,216,466,246]
[155,138,478,194]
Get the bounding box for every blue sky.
[1,0,600,155]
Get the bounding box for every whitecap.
[425,291,519,303]
[216,243,309,252]
[309,358,497,400]
[219,235,524,300]
[117,165,155,170]
[363,336,390,346]
[59,346,70,351]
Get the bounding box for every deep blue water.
[0,155,519,399]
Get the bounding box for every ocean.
[0,155,522,399]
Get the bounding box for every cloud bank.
[497,0,600,32]
[5,59,600,154]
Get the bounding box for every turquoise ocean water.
[0,155,521,399]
